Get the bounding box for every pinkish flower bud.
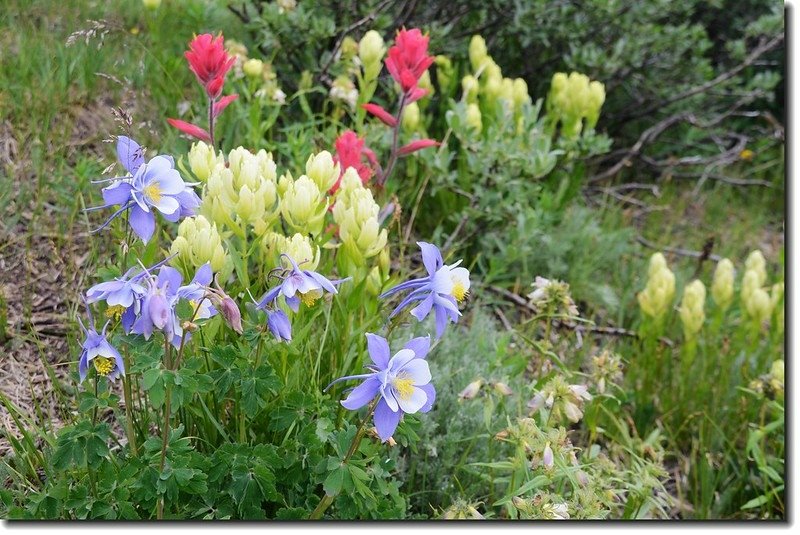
[218,296,243,334]
[167,118,212,143]
[527,392,545,412]
[213,94,238,118]
[459,379,483,400]
[493,382,513,396]
[362,103,397,127]
[397,138,439,156]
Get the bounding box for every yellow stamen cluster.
[145,183,162,203]
[93,356,114,376]
[105,305,126,321]
[451,280,469,303]
[393,376,415,401]
[300,289,323,307]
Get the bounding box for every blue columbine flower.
[88,136,200,243]
[266,309,292,342]
[380,242,470,338]
[77,317,125,383]
[85,257,174,333]
[132,263,215,347]
[255,254,348,342]
[326,333,436,442]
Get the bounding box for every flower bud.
[280,175,326,235]
[493,382,513,396]
[469,35,489,72]
[679,280,706,339]
[218,296,243,334]
[465,103,482,133]
[458,379,483,400]
[585,81,606,129]
[279,233,320,271]
[527,392,545,412]
[236,184,256,222]
[741,269,761,303]
[461,75,479,103]
[746,287,773,324]
[648,252,668,278]
[512,78,530,110]
[243,58,264,79]
[434,55,453,91]
[359,30,386,70]
[143,0,161,9]
[711,258,735,310]
[305,150,340,193]
[745,250,767,286]
[542,442,554,470]
[402,101,420,132]
[188,142,224,182]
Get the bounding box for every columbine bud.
[711,258,735,311]
[305,150,340,193]
[359,30,386,70]
[402,101,420,131]
[465,103,482,133]
[182,321,199,332]
[243,58,264,79]
[188,142,224,182]
[219,296,243,334]
[679,280,706,339]
[493,382,513,396]
[468,35,489,72]
[745,250,767,286]
[458,379,483,400]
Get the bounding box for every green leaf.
[323,465,347,496]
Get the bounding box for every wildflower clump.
[637,253,676,320]
[527,376,592,424]
[711,258,735,311]
[546,71,606,138]
[740,249,774,326]
[679,280,706,340]
[170,215,232,280]
[332,169,388,279]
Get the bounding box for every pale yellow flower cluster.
[172,143,390,284]
[547,72,606,138]
[637,253,676,319]
[459,35,531,134]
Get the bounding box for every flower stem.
[157,338,173,520]
[308,402,376,520]
[377,93,407,187]
[208,96,216,149]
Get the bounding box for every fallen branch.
[636,235,722,263]
[487,285,675,348]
